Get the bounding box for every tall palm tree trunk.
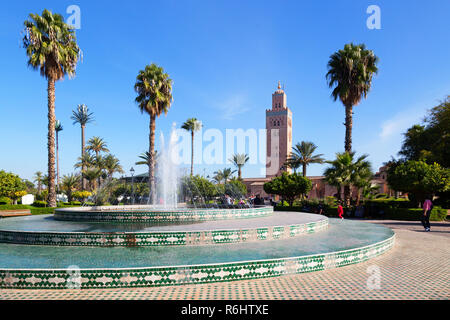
[56,131,60,192]
[47,78,57,207]
[344,186,351,206]
[344,104,353,206]
[345,104,353,152]
[302,163,307,177]
[190,131,194,176]
[81,124,86,190]
[238,166,242,180]
[149,114,156,204]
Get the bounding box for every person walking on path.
[422,197,433,232]
[337,202,344,219]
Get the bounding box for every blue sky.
[1,0,449,181]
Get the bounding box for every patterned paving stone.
[0,220,448,300]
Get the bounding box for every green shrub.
[29,207,55,215]
[0,204,29,210]
[325,196,337,206]
[0,204,55,215]
[68,201,81,206]
[33,200,47,207]
[0,197,11,205]
[385,206,447,221]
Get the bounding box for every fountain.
[0,127,395,289]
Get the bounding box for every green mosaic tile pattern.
[1,222,446,300]
[0,235,394,289]
[54,207,274,223]
[0,218,328,247]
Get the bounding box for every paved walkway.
[0,220,449,300]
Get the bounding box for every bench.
[0,209,32,218]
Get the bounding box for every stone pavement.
[0,220,448,300]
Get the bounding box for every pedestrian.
[422,197,433,232]
[317,202,324,215]
[337,202,344,219]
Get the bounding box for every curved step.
[0,212,328,247]
[0,219,395,289]
[54,206,274,223]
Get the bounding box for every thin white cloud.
[379,110,423,140]
[214,95,250,120]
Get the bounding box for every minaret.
[266,81,292,177]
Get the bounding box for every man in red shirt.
[337,202,344,219]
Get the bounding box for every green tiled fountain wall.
[0,219,328,247]
[0,235,395,289]
[54,206,274,223]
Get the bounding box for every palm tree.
[74,153,96,171]
[134,63,173,204]
[213,168,236,185]
[135,151,151,166]
[135,151,159,169]
[83,168,102,191]
[71,104,94,189]
[324,152,371,206]
[61,173,79,202]
[229,153,249,180]
[326,43,379,152]
[55,120,63,191]
[103,154,124,179]
[23,9,81,207]
[33,171,44,195]
[181,118,202,176]
[86,136,109,159]
[285,141,325,177]
[350,155,373,205]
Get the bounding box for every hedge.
[385,206,447,221]
[275,204,448,221]
[0,204,80,215]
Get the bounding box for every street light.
[130,167,135,205]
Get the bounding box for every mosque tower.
[266,81,292,177]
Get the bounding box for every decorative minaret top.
[272,81,287,109]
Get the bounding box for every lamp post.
[130,167,135,205]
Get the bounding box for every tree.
[225,178,247,198]
[326,43,379,152]
[0,171,26,203]
[23,9,81,207]
[387,160,450,207]
[351,157,373,205]
[229,153,249,180]
[399,96,450,167]
[134,63,173,204]
[83,168,102,191]
[285,141,325,177]
[263,172,312,207]
[323,152,372,206]
[86,136,109,159]
[74,153,96,171]
[61,173,79,202]
[182,175,217,202]
[213,168,236,185]
[181,118,202,176]
[33,171,44,195]
[71,104,94,189]
[103,154,124,179]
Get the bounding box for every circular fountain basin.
[0,212,328,247]
[54,205,274,223]
[0,218,395,289]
